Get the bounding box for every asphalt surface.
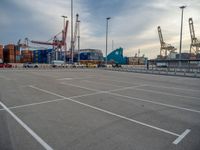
[0,68,200,150]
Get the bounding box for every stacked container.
[21,50,33,63]
[33,49,53,64]
[3,44,20,63]
[0,45,3,62]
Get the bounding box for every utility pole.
[179,6,186,68]
[106,17,111,65]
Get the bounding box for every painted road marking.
[82,80,124,88]
[0,101,53,150]
[173,129,191,144]
[132,88,200,100]
[61,83,200,114]
[0,85,145,111]
[29,85,191,144]
[98,78,200,92]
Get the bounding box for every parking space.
[0,69,200,150]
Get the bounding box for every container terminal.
[0,16,200,71]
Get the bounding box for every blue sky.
[0,0,200,58]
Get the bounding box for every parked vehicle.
[23,63,38,68]
[0,63,12,68]
[51,60,65,68]
[112,64,122,68]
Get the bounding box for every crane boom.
[157,26,176,58]
[158,26,164,45]
[189,18,200,55]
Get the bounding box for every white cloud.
[0,0,200,58]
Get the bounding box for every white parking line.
[57,77,94,81]
[0,101,53,150]
[109,92,200,114]
[28,85,190,145]
[132,88,200,100]
[82,80,124,88]
[0,85,146,111]
[98,78,200,92]
[61,83,200,114]
[61,83,99,92]
[173,129,191,144]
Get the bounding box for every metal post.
[179,6,186,68]
[78,20,80,64]
[71,0,74,63]
[62,16,67,63]
[106,17,111,65]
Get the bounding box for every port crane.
[31,20,69,60]
[158,26,177,57]
[189,18,200,55]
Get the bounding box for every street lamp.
[61,15,67,63]
[179,5,186,68]
[106,17,111,65]
[77,20,81,64]
[71,0,74,63]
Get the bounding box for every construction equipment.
[189,18,200,55]
[31,20,69,60]
[157,26,177,58]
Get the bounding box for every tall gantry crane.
[31,20,69,60]
[189,18,200,55]
[158,26,177,58]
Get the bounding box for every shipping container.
[3,44,20,63]
[0,45,3,61]
[33,49,53,63]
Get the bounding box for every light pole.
[77,20,80,64]
[106,17,111,65]
[179,6,186,68]
[71,0,74,63]
[62,15,67,63]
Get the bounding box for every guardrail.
[102,67,200,78]
[1,64,199,78]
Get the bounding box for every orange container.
[5,44,15,50]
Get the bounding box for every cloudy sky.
[0,0,200,58]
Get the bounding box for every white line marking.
[57,78,73,80]
[82,80,124,88]
[0,92,104,111]
[8,98,66,109]
[148,84,200,92]
[29,85,66,99]
[109,92,200,114]
[133,88,200,100]
[98,78,200,92]
[173,129,191,144]
[108,84,147,92]
[27,86,181,137]
[57,77,94,81]
[0,85,145,111]
[61,83,200,114]
[61,83,99,92]
[0,101,53,150]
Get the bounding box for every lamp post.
[106,17,111,65]
[179,6,186,68]
[71,0,74,64]
[77,20,80,64]
[62,15,67,63]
